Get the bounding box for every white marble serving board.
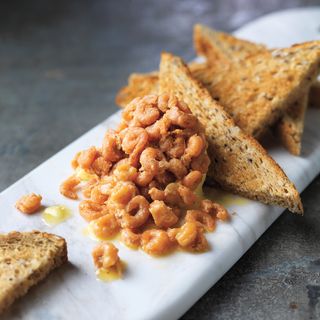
[1,7,320,320]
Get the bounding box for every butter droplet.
[42,205,71,226]
[96,261,126,282]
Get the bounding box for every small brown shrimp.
[182,171,203,190]
[107,201,125,220]
[135,170,154,187]
[201,199,229,221]
[140,180,161,200]
[91,156,112,176]
[15,193,42,214]
[159,133,186,158]
[116,120,128,132]
[82,178,99,198]
[145,121,161,141]
[90,185,109,204]
[149,200,178,228]
[141,229,173,256]
[91,213,120,239]
[122,97,140,123]
[185,210,216,232]
[121,228,141,249]
[167,95,178,110]
[191,153,211,174]
[166,158,188,180]
[141,94,158,105]
[185,229,209,252]
[146,117,171,141]
[71,151,81,169]
[178,185,199,206]
[60,175,80,200]
[79,200,109,222]
[121,127,149,166]
[92,242,119,269]
[77,146,97,170]
[165,106,198,128]
[167,228,180,242]
[112,159,138,182]
[133,96,160,126]
[99,175,117,196]
[185,135,205,159]
[109,181,138,205]
[158,93,170,112]
[175,221,198,247]
[101,130,122,162]
[163,183,182,207]
[149,187,165,201]
[216,208,229,221]
[121,195,150,228]
[140,147,166,174]
[176,100,192,114]
[167,95,192,114]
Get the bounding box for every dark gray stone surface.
[0,0,319,319]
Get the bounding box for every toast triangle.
[0,231,67,314]
[159,52,303,214]
[193,24,320,154]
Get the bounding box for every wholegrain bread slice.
[0,231,67,314]
[193,24,320,155]
[194,24,267,63]
[276,93,309,156]
[191,41,320,138]
[115,62,205,108]
[159,52,303,214]
[116,71,160,108]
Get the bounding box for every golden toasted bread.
[276,94,308,156]
[0,231,67,314]
[193,24,320,155]
[116,71,159,108]
[192,40,320,138]
[115,62,205,108]
[159,52,303,214]
[194,24,267,63]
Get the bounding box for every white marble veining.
[1,7,320,320]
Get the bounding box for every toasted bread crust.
[115,62,206,108]
[193,24,320,155]
[116,72,159,108]
[193,24,267,63]
[0,231,67,314]
[276,94,308,155]
[159,52,303,214]
[193,38,320,136]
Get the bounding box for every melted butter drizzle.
[203,186,248,207]
[42,205,71,226]
[96,261,126,282]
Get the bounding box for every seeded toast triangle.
[194,24,267,62]
[0,231,67,314]
[159,52,303,214]
[193,24,320,155]
[115,62,206,108]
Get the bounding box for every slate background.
[0,1,319,319]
